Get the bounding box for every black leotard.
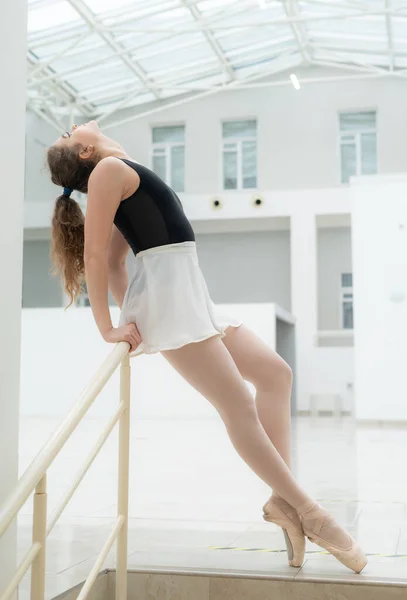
[113,158,195,256]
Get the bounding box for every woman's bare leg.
[161,331,356,552]
[220,325,356,550]
[161,335,311,509]
[221,325,292,471]
[218,325,303,564]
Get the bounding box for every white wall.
[25,111,60,214]
[352,174,407,421]
[20,305,276,419]
[291,210,317,412]
[196,230,291,309]
[22,239,63,307]
[318,226,352,331]
[310,347,354,413]
[1,0,27,591]
[20,304,354,418]
[22,68,375,417]
[24,71,407,230]
[21,188,353,413]
[103,70,407,193]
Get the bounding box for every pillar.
[290,212,317,413]
[0,0,28,592]
[352,175,407,421]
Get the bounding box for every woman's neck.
[99,138,130,160]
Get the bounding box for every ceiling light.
[290,74,300,90]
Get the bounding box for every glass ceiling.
[27,0,407,129]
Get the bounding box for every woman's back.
[113,158,195,257]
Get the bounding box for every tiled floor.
[16,416,407,598]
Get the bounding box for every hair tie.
[63,187,73,197]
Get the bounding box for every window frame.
[150,124,185,192]
[338,109,377,185]
[76,284,90,308]
[340,272,354,330]
[221,119,258,191]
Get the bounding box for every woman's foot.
[298,500,367,574]
[263,495,306,568]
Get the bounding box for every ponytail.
[50,194,85,308]
[47,142,97,308]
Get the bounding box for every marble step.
[54,565,407,600]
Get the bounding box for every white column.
[352,175,407,421]
[290,213,317,413]
[0,0,27,592]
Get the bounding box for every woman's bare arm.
[84,157,139,337]
[107,225,130,308]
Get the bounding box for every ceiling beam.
[30,13,289,84]
[84,47,297,107]
[25,0,403,121]
[28,60,94,116]
[305,0,375,10]
[102,53,303,130]
[31,69,398,120]
[310,41,407,58]
[28,0,174,47]
[31,33,295,107]
[28,0,59,9]
[28,32,89,83]
[233,72,387,88]
[27,102,64,132]
[181,0,234,81]
[106,11,390,33]
[310,31,391,44]
[87,0,176,27]
[28,9,394,46]
[27,52,92,118]
[314,48,389,74]
[385,0,394,71]
[65,0,161,99]
[282,0,311,63]
[28,54,124,89]
[96,90,148,125]
[311,58,393,77]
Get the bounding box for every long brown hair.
[47,143,97,307]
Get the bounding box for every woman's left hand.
[103,323,142,352]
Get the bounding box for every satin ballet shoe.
[298,501,367,574]
[263,495,306,568]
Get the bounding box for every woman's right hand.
[103,323,142,353]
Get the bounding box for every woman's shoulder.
[91,157,140,182]
[92,156,128,177]
[88,157,140,197]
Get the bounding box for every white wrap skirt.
[119,241,242,356]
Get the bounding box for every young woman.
[47,120,366,573]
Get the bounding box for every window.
[339,111,377,184]
[152,125,185,192]
[76,283,90,307]
[340,273,353,330]
[222,120,257,190]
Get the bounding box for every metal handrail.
[0,340,132,600]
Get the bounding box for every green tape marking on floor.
[316,498,405,504]
[209,546,407,559]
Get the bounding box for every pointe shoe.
[263,495,306,568]
[298,501,367,574]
